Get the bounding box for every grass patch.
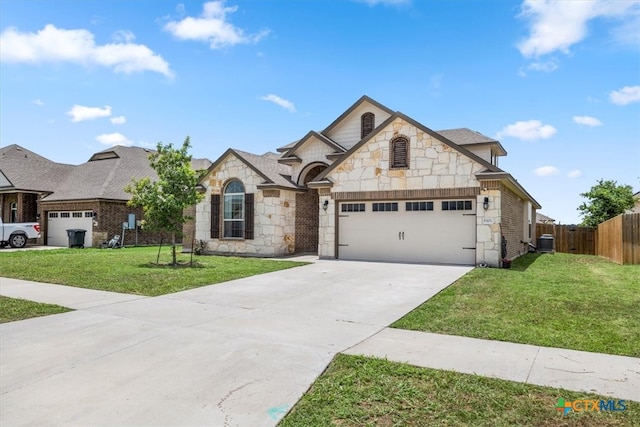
[280,354,638,427]
[392,253,640,357]
[0,295,71,323]
[0,246,306,296]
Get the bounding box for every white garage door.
[47,211,93,247]
[338,200,476,265]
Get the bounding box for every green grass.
[392,253,640,357]
[0,295,71,323]
[0,246,306,296]
[280,354,638,427]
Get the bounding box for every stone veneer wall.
[195,155,297,256]
[319,117,487,260]
[289,139,334,184]
[476,185,502,267]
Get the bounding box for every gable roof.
[0,144,74,193]
[314,112,502,182]
[321,95,395,137]
[281,131,345,159]
[203,148,301,190]
[41,145,211,202]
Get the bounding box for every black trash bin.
[66,229,87,248]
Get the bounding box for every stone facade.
[195,155,298,256]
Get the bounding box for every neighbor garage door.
[338,199,476,265]
[47,211,93,247]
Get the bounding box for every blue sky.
[1,0,638,224]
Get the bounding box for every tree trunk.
[171,232,177,266]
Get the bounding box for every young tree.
[125,137,204,265]
[577,179,634,227]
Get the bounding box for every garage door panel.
[47,211,93,247]
[338,200,476,265]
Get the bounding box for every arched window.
[361,112,375,139]
[10,202,18,223]
[223,180,245,238]
[390,136,409,169]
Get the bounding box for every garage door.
[47,211,93,247]
[338,200,476,265]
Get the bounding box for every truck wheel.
[9,234,27,248]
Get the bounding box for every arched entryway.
[295,164,327,253]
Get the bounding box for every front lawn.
[280,354,637,426]
[0,246,306,296]
[0,295,71,323]
[393,253,640,357]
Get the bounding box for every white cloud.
[110,116,126,124]
[32,99,44,106]
[517,0,640,57]
[609,85,640,105]
[573,115,602,126]
[497,120,557,140]
[0,24,172,76]
[112,30,135,43]
[67,105,112,122]
[96,132,132,146]
[567,170,583,178]
[534,166,560,176]
[260,94,296,112]
[164,1,269,49]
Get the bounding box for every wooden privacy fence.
[535,213,640,264]
[536,223,596,255]
[596,213,640,265]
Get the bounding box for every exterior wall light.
[483,197,489,210]
[323,199,329,211]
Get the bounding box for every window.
[49,212,59,218]
[372,202,398,212]
[60,212,70,218]
[442,200,473,211]
[72,212,83,218]
[341,203,365,212]
[361,112,375,139]
[390,136,409,169]
[84,212,94,218]
[10,202,17,223]
[223,180,245,238]
[406,201,433,211]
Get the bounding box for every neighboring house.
[0,144,74,226]
[193,96,540,266]
[536,212,556,224]
[627,191,640,214]
[1,144,211,247]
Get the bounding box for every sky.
[1,0,638,224]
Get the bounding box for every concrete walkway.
[345,328,640,402]
[0,261,471,427]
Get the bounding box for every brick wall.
[500,186,526,259]
[295,190,319,252]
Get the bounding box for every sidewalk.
[344,327,640,402]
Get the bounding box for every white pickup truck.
[0,218,41,248]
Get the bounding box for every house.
[0,144,74,225]
[193,96,540,266]
[1,144,211,247]
[536,212,556,224]
[627,191,640,214]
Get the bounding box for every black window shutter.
[211,194,220,238]
[244,193,254,240]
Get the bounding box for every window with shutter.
[211,194,221,238]
[361,112,375,139]
[390,136,409,169]
[223,180,245,238]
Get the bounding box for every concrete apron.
[0,261,470,427]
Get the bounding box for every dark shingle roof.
[41,145,212,202]
[232,150,299,189]
[0,144,74,192]
[436,128,498,145]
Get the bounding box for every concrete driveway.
[0,260,470,426]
